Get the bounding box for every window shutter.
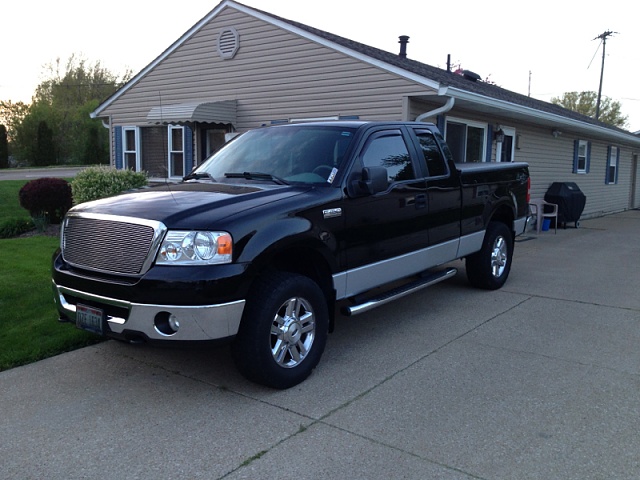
[586,142,591,173]
[615,147,620,184]
[572,139,579,173]
[184,125,194,173]
[486,124,493,162]
[114,126,123,170]
[605,146,611,184]
[436,115,445,134]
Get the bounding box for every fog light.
[154,312,180,336]
[168,314,180,331]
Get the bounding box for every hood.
[70,182,309,228]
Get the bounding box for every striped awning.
[147,100,237,125]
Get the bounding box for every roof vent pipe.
[398,36,409,58]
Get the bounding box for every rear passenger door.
[412,127,461,247]
[340,127,429,296]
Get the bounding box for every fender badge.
[323,208,342,219]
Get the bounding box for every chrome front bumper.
[53,281,245,341]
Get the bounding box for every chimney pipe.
[398,35,409,58]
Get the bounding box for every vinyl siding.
[498,124,634,219]
[99,4,639,218]
[101,7,433,128]
[408,105,638,219]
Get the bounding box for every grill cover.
[544,182,586,226]
[63,216,157,275]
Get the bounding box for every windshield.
[194,125,357,185]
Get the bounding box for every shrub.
[18,177,72,224]
[71,165,148,205]
[0,218,35,238]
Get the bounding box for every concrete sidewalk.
[2,211,640,479]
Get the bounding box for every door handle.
[402,194,427,209]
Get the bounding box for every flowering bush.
[71,166,148,205]
[18,177,72,224]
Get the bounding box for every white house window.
[606,146,619,184]
[574,140,590,174]
[122,127,140,171]
[445,117,487,163]
[168,125,185,178]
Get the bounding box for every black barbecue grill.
[544,182,586,228]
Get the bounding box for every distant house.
[91,0,640,217]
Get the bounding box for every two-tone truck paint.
[53,121,530,388]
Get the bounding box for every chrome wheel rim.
[270,297,316,368]
[490,236,508,278]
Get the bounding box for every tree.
[9,54,131,166]
[551,91,628,128]
[0,125,8,168]
[33,121,56,166]
[0,100,29,141]
[11,101,59,164]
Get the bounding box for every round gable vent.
[217,27,240,59]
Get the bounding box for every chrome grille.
[62,213,166,276]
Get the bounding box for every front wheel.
[466,222,513,290]
[232,272,329,389]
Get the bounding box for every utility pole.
[594,30,616,120]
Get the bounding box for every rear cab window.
[413,128,450,178]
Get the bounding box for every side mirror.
[359,166,388,195]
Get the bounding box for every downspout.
[416,96,455,123]
[100,116,114,168]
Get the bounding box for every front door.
[341,127,429,297]
[199,127,227,166]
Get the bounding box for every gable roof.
[92,0,639,145]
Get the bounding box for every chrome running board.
[341,267,458,316]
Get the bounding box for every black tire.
[231,272,329,389]
[466,221,513,290]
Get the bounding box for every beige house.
[91,0,640,218]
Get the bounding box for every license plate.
[76,304,104,335]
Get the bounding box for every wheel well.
[265,246,336,331]
[269,247,333,295]
[489,204,515,235]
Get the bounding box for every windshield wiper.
[224,172,289,185]
[183,172,215,181]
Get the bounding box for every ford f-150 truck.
[53,121,530,388]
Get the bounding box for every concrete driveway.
[2,211,640,479]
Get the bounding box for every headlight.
[156,231,233,265]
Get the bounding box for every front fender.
[235,216,339,270]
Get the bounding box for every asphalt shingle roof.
[254,5,629,135]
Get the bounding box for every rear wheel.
[466,221,513,290]
[232,272,329,389]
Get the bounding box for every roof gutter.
[443,87,640,146]
[416,95,455,122]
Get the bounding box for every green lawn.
[0,179,101,372]
[0,180,30,219]
[0,236,100,371]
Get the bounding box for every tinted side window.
[415,130,448,177]
[361,133,414,184]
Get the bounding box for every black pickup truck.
[53,121,530,388]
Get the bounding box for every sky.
[2,0,638,131]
